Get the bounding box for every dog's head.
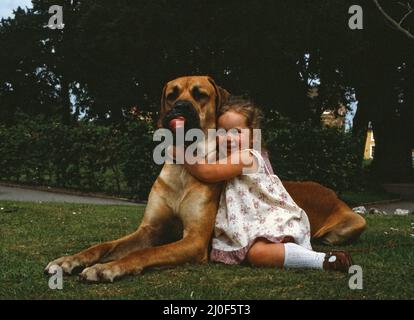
[157,76,229,135]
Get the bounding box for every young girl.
[183,97,353,272]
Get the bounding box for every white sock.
[283,242,326,270]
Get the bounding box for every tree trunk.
[61,76,72,125]
[371,119,413,182]
[370,80,414,182]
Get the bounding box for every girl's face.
[217,111,251,156]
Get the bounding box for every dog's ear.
[157,84,168,128]
[207,77,230,112]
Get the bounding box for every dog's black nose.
[161,98,201,135]
[173,100,194,110]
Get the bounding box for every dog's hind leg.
[312,203,367,246]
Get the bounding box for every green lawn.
[0,200,413,300]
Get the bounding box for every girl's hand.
[184,149,258,183]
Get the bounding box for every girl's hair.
[218,96,263,130]
[217,96,273,173]
[217,96,268,152]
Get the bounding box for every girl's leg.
[246,238,286,268]
[282,242,326,269]
[246,238,352,272]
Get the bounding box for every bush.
[0,112,363,199]
[262,114,362,193]
[0,113,160,200]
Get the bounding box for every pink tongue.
[169,116,186,130]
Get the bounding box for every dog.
[45,76,366,282]
[45,76,229,282]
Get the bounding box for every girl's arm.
[184,149,258,183]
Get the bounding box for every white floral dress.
[210,148,312,264]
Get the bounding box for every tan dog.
[45,76,228,282]
[45,76,366,282]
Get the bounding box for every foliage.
[1,114,362,197]
[0,0,413,182]
[263,114,362,192]
[0,114,159,200]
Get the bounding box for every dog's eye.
[166,86,179,102]
[192,87,209,101]
[166,91,178,102]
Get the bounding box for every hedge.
[0,113,362,200]
[0,113,159,201]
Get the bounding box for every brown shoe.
[323,250,353,273]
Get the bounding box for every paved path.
[1,184,413,213]
[364,201,414,215]
[360,184,414,214]
[0,185,139,206]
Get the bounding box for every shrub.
[262,114,361,193]
[0,112,362,199]
[0,113,160,201]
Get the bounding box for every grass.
[0,200,413,300]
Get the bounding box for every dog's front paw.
[44,256,83,275]
[79,264,121,283]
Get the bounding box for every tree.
[373,0,414,40]
[0,0,413,182]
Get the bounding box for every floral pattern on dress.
[210,149,312,265]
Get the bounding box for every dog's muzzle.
[162,100,201,133]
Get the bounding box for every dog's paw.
[44,256,83,275]
[79,264,121,283]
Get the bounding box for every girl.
[183,96,353,272]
